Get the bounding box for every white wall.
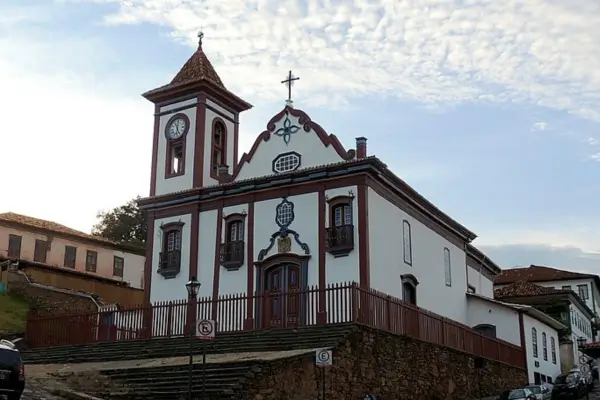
[234,109,351,181]
[149,213,192,304]
[466,264,494,298]
[466,297,521,345]
[118,251,145,289]
[155,99,197,195]
[524,314,561,383]
[367,188,469,324]
[570,304,594,365]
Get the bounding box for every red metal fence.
[26,282,525,368]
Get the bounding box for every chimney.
[356,137,367,159]
[217,165,230,176]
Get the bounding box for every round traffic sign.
[317,350,330,363]
[197,319,214,336]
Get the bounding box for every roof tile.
[494,280,562,299]
[494,265,594,285]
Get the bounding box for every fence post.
[350,283,358,323]
[441,318,446,346]
[386,296,391,331]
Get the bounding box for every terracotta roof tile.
[0,212,117,246]
[494,280,562,299]
[143,46,224,97]
[494,265,594,285]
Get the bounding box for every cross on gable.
[281,70,300,101]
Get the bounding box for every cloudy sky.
[2,0,600,273]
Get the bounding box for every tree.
[92,197,147,247]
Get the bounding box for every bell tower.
[142,32,253,197]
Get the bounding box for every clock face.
[167,117,187,140]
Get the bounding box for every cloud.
[479,244,600,274]
[532,121,548,131]
[66,0,600,118]
[0,13,152,233]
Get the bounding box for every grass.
[0,293,29,335]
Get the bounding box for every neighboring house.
[137,37,502,330]
[494,265,600,340]
[0,212,145,289]
[467,292,564,385]
[495,281,595,373]
[466,244,501,298]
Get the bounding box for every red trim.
[193,93,207,188]
[244,201,255,329]
[189,209,199,280]
[211,204,224,318]
[233,116,239,170]
[231,105,354,180]
[317,189,327,323]
[149,105,160,196]
[357,182,370,289]
[518,311,529,378]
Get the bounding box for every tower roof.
[142,36,252,112]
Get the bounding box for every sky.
[2,0,600,273]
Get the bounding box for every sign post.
[315,349,332,400]
[196,319,215,400]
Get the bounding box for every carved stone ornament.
[277,235,292,254]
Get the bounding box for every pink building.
[0,212,145,289]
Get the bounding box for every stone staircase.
[22,324,356,399]
[22,323,355,365]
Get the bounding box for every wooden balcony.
[157,250,181,279]
[220,240,245,271]
[325,224,354,257]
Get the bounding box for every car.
[523,383,552,399]
[0,339,24,400]
[551,372,586,399]
[499,388,537,400]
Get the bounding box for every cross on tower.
[197,27,204,48]
[281,70,300,101]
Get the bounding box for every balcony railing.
[325,224,354,257]
[158,250,181,279]
[220,241,245,271]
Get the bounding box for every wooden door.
[263,264,302,328]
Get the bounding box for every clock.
[165,114,189,140]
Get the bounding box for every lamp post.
[186,276,201,400]
[578,336,587,349]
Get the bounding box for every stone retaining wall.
[244,325,527,399]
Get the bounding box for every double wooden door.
[262,264,302,328]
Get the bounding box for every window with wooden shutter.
[64,246,77,268]
[86,250,98,272]
[113,256,124,277]
[34,239,47,263]
[7,235,22,258]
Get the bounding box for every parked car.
[0,339,25,400]
[551,372,586,399]
[524,383,552,399]
[499,388,537,400]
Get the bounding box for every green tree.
[92,197,147,246]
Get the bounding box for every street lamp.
[578,336,587,349]
[186,276,201,400]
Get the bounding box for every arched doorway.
[255,254,310,329]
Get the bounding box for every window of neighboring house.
[64,246,77,268]
[7,234,22,258]
[113,256,124,277]
[551,337,557,364]
[532,327,538,358]
[562,285,572,291]
[220,214,246,270]
[467,285,476,294]
[402,220,412,265]
[443,247,451,286]
[85,250,97,272]
[210,120,227,178]
[542,332,548,361]
[33,239,47,263]
[578,284,589,300]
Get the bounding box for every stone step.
[23,324,354,365]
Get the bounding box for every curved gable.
[232,105,355,180]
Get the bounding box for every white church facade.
[135,36,538,365]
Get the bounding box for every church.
[137,33,498,330]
